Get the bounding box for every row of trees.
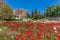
[45,4,60,17]
[27,9,44,20]
[27,4,60,20]
[0,2,60,20]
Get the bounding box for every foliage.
[45,4,60,17]
[0,3,13,20]
[40,14,45,19]
[27,12,31,18]
[31,9,40,20]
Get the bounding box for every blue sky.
[4,0,60,13]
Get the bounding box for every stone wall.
[46,17,60,20]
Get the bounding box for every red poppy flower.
[57,36,60,39]
[45,35,50,38]
[37,33,42,38]
[21,36,26,40]
[15,37,19,40]
[25,30,33,35]
[16,34,21,38]
[53,38,57,40]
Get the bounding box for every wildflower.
[25,30,33,35]
[53,38,57,40]
[57,36,60,39]
[15,37,19,40]
[45,35,50,38]
[21,36,26,40]
[37,33,42,38]
[53,27,56,30]
[16,34,21,39]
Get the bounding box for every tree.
[45,5,57,18]
[45,4,60,18]
[27,12,31,18]
[40,14,44,19]
[31,9,40,20]
[56,4,60,16]
[0,3,13,20]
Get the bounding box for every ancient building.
[13,8,27,19]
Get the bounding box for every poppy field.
[0,21,60,40]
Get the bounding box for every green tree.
[31,9,40,20]
[40,14,44,19]
[27,12,31,18]
[0,3,13,20]
[56,4,60,16]
[45,4,60,18]
[45,5,57,17]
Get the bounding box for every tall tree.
[45,5,57,17]
[56,4,60,16]
[32,9,40,20]
[44,4,60,18]
[27,12,31,18]
[0,3,13,20]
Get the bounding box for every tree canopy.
[0,3,13,20]
[45,4,60,17]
